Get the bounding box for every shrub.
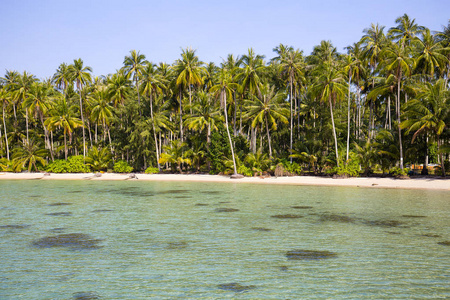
[46,156,91,173]
[238,165,253,177]
[113,160,133,173]
[390,167,409,177]
[145,166,159,174]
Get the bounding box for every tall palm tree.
[123,50,146,115]
[0,86,11,159]
[107,71,132,108]
[52,63,71,95]
[45,95,83,160]
[245,84,288,158]
[210,68,239,175]
[401,79,449,176]
[276,47,305,162]
[381,41,413,169]
[11,71,37,145]
[172,47,206,140]
[89,89,113,148]
[68,58,92,159]
[388,14,424,48]
[311,65,348,168]
[413,28,449,79]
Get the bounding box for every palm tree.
[245,84,288,158]
[0,86,11,159]
[275,46,305,162]
[123,50,146,115]
[88,89,113,148]
[158,139,191,173]
[172,47,206,140]
[401,79,449,176]
[388,14,424,48]
[11,71,37,145]
[12,139,48,172]
[68,58,92,159]
[107,71,132,107]
[52,63,71,95]
[381,41,413,169]
[45,96,83,160]
[413,28,449,79]
[210,68,239,175]
[86,146,112,171]
[311,64,348,168]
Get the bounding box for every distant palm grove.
[1,14,449,177]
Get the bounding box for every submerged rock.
[271,214,303,219]
[401,215,427,218]
[421,233,441,238]
[216,208,239,213]
[48,202,72,206]
[45,212,72,217]
[91,209,114,213]
[167,241,188,249]
[437,241,450,246]
[72,291,100,299]
[319,214,355,223]
[195,203,209,206]
[0,224,30,230]
[32,233,102,250]
[364,219,404,228]
[291,206,313,209]
[286,249,337,260]
[251,227,272,232]
[218,282,256,292]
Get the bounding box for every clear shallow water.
[0,180,449,299]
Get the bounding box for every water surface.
[0,180,448,299]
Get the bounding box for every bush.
[46,156,91,173]
[238,165,253,177]
[283,161,302,175]
[145,166,159,174]
[390,167,409,177]
[113,160,133,173]
[0,158,12,172]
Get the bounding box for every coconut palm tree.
[245,84,288,158]
[413,28,449,79]
[381,41,413,169]
[52,63,71,95]
[311,64,348,168]
[210,68,239,175]
[401,79,450,176]
[388,14,424,48]
[68,58,92,159]
[107,71,132,108]
[45,95,83,160]
[159,139,191,173]
[172,47,206,140]
[275,47,305,162]
[88,89,113,148]
[0,86,11,159]
[12,139,48,172]
[11,71,37,145]
[123,50,146,115]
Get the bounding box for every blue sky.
[1,0,448,80]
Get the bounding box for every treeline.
[1,14,449,176]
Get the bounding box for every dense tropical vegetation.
[1,15,449,176]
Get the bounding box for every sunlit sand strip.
[0,172,448,191]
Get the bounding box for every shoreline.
[0,172,449,191]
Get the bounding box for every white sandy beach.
[0,172,448,191]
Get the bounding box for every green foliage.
[282,161,302,175]
[328,154,360,177]
[207,129,228,174]
[113,160,134,173]
[86,146,112,171]
[0,158,12,172]
[46,156,91,173]
[237,165,253,177]
[145,166,159,174]
[390,167,410,177]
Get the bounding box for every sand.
[0,172,448,191]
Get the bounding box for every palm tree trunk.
[188,84,192,115]
[149,92,160,170]
[397,77,404,170]
[329,96,339,168]
[265,114,272,158]
[25,109,29,145]
[438,138,446,176]
[233,92,237,136]
[179,90,183,142]
[289,79,293,164]
[2,104,9,160]
[79,90,86,160]
[64,131,68,160]
[346,73,351,162]
[136,78,141,116]
[223,90,237,175]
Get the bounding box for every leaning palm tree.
[68,58,92,159]
[244,84,288,158]
[210,68,239,175]
[401,79,450,176]
[0,86,11,159]
[123,50,146,115]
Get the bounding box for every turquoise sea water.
[0,180,449,299]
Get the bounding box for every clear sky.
[1,0,448,80]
